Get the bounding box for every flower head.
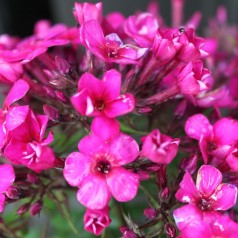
[176,165,237,211]
[71,69,135,118]
[63,118,139,209]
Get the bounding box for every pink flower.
[73,2,102,25]
[173,204,238,238]
[185,114,238,163]
[124,13,159,48]
[178,60,213,95]
[84,206,111,236]
[0,164,15,213]
[141,129,180,164]
[176,165,237,211]
[63,118,139,210]
[4,106,55,172]
[80,20,147,64]
[71,69,135,118]
[0,23,69,63]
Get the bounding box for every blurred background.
[0,0,238,37]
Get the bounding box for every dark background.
[0,0,238,37]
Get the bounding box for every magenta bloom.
[141,129,180,164]
[84,206,111,236]
[80,20,147,64]
[174,204,238,238]
[71,69,135,118]
[0,164,15,213]
[4,106,55,172]
[73,2,102,25]
[176,165,237,211]
[63,119,139,210]
[185,114,238,163]
[124,12,159,48]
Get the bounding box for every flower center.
[198,198,211,210]
[96,160,111,174]
[105,41,120,58]
[94,99,105,111]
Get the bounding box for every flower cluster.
[0,0,238,237]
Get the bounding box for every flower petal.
[77,174,111,210]
[102,69,121,100]
[104,93,135,117]
[196,165,222,197]
[213,118,238,145]
[0,194,5,213]
[6,105,29,131]
[78,134,109,156]
[80,20,105,58]
[175,172,199,203]
[107,167,139,202]
[3,79,29,109]
[109,133,139,165]
[0,164,15,193]
[185,114,213,140]
[64,152,91,187]
[91,117,120,141]
[211,183,237,210]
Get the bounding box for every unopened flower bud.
[17,203,30,215]
[6,186,20,199]
[43,105,59,121]
[55,90,67,103]
[165,223,176,238]
[120,226,137,238]
[144,207,157,219]
[55,56,70,75]
[30,200,43,216]
[180,154,197,175]
[27,173,40,184]
[160,187,170,201]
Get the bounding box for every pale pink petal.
[104,93,135,117]
[6,105,29,131]
[91,117,120,141]
[0,164,15,193]
[109,133,139,165]
[213,118,238,145]
[211,183,237,210]
[80,20,105,58]
[64,152,91,187]
[196,165,222,197]
[107,167,139,202]
[102,69,121,100]
[78,134,109,156]
[179,74,200,95]
[185,114,213,140]
[0,194,5,213]
[3,79,29,109]
[175,172,199,203]
[77,174,111,210]
[199,138,209,164]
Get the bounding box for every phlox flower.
[71,69,135,118]
[173,204,238,238]
[141,129,180,164]
[185,114,238,164]
[124,12,159,48]
[0,164,15,213]
[80,19,147,64]
[3,106,55,172]
[84,206,111,236]
[176,165,237,211]
[63,117,139,210]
